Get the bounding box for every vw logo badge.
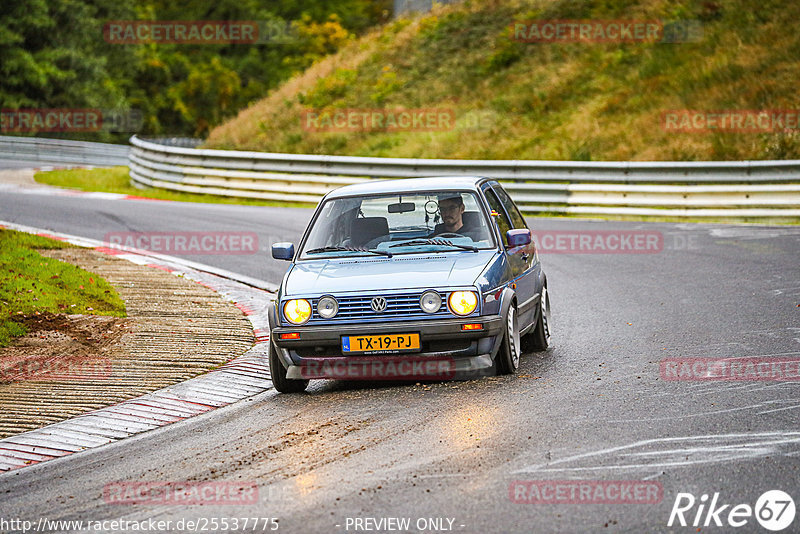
[370,296,387,313]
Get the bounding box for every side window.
[484,189,512,246]
[493,186,528,230]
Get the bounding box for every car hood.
[284,251,496,295]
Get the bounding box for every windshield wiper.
[389,238,478,252]
[305,245,392,258]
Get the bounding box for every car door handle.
[521,253,529,261]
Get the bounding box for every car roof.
[325,176,489,198]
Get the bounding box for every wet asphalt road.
[1,187,799,533]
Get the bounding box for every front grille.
[280,291,480,326]
[311,293,452,323]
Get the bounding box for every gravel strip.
[0,248,254,438]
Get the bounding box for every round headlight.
[283,299,311,324]
[317,296,338,319]
[420,290,442,314]
[448,291,478,316]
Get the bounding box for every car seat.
[350,217,389,247]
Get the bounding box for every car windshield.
[299,191,495,259]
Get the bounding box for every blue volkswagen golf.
[268,177,551,393]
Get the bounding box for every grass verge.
[0,229,127,347]
[34,167,316,208]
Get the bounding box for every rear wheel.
[523,285,551,352]
[268,339,308,393]
[496,305,520,375]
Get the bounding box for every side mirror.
[506,229,531,248]
[271,242,295,261]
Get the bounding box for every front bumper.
[271,315,504,380]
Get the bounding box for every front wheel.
[268,339,308,393]
[523,285,551,352]
[496,305,521,375]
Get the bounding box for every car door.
[482,185,532,322]
[490,184,540,329]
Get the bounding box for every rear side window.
[484,189,512,246]
[493,186,528,230]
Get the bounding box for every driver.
[429,194,468,237]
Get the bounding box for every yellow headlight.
[448,291,478,316]
[283,299,311,324]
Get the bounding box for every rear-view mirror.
[388,202,416,214]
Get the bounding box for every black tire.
[268,339,308,393]
[496,304,521,375]
[523,285,551,352]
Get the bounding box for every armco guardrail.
[129,136,800,218]
[0,135,129,167]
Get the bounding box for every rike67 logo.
[668,490,796,531]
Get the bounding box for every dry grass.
[206,0,800,162]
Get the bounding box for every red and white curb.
[0,222,276,473]
[0,181,167,202]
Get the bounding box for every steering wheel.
[362,235,389,249]
[436,232,465,238]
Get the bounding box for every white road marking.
[757,404,800,415]
[513,432,800,474]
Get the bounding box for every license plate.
[342,333,420,354]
